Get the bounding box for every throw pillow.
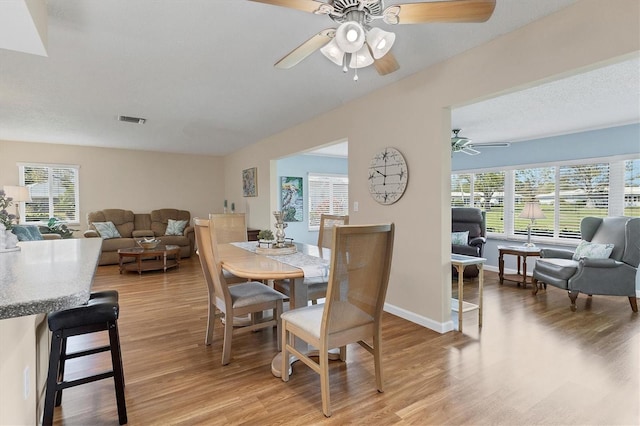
[572,240,614,260]
[165,219,188,236]
[92,221,122,239]
[12,225,44,241]
[451,231,469,246]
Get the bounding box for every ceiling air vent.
[118,115,146,124]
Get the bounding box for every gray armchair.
[451,207,486,278]
[532,216,639,312]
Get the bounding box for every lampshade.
[3,185,32,202]
[335,21,366,53]
[519,202,545,220]
[320,38,344,66]
[366,27,395,59]
[349,44,374,69]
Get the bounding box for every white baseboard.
[384,302,454,334]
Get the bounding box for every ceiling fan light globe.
[366,27,395,59]
[335,21,366,53]
[320,38,344,66]
[349,44,374,69]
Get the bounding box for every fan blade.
[471,142,511,148]
[373,50,400,75]
[461,147,481,155]
[274,29,335,69]
[384,0,496,25]
[249,0,333,15]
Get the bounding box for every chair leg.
[275,301,283,351]
[373,328,384,393]
[54,336,68,406]
[339,346,347,362]
[531,278,539,295]
[281,322,290,382]
[108,321,128,425]
[569,291,579,312]
[205,302,215,345]
[629,296,638,313]
[43,331,63,426]
[221,311,233,365]
[319,342,331,417]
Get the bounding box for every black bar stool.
[43,290,127,425]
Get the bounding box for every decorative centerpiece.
[137,237,160,250]
[255,211,296,255]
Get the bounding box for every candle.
[231,202,235,212]
[224,200,228,207]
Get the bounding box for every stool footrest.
[58,371,114,390]
[64,345,111,360]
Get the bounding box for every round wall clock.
[368,147,409,205]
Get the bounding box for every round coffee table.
[118,244,181,274]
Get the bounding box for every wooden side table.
[498,245,541,288]
[451,254,486,333]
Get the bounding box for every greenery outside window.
[19,163,80,224]
[452,155,638,243]
[308,173,348,230]
[624,159,640,216]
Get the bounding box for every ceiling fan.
[451,129,510,155]
[250,0,496,79]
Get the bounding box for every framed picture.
[281,176,303,222]
[242,167,258,197]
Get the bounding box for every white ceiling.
[2,0,637,158]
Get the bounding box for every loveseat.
[84,208,195,265]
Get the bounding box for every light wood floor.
[51,257,639,425]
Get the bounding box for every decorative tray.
[255,240,297,255]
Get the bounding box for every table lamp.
[519,202,545,247]
[3,185,32,224]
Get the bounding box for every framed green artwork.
[281,176,303,222]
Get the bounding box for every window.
[624,159,640,216]
[452,155,638,243]
[308,173,348,229]
[514,167,554,238]
[19,163,80,224]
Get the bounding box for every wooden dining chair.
[208,213,247,243]
[275,214,349,304]
[208,213,248,284]
[194,218,286,364]
[280,223,395,417]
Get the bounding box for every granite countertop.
[0,238,102,320]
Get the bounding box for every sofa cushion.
[101,237,136,252]
[150,209,191,236]
[166,219,188,236]
[92,221,122,239]
[88,209,135,238]
[572,240,614,260]
[12,225,43,241]
[535,258,579,281]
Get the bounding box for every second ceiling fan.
[250,0,497,79]
[451,129,510,155]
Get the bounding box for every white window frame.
[453,154,639,245]
[307,173,348,231]
[18,162,80,225]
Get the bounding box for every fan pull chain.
[353,52,359,81]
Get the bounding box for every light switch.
[353,201,359,212]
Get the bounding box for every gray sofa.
[84,208,195,265]
[532,216,639,312]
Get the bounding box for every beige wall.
[0,141,225,231]
[222,0,640,331]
